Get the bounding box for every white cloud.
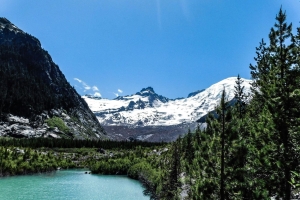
[74,78,101,95]
[113,93,119,97]
[92,86,99,91]
[74,78,82,83]
[74,78,91,91]
[94,92,101,97]
[118,89,123,93]
[84,86,91,91]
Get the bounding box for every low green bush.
[128,161,152,179]
[45,117,70,134]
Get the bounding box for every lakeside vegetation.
[0,138,165,178]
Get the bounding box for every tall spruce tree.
[234,75,247,118]
[219,89,227,200]
[192,113,220,199]
[267,8,298,199]
[164,140,181,199]
[185,128,194,168]
[207,89,233,199]
[250,8,300,199]
[225,75,251,199]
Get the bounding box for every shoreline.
[1,167,157,199]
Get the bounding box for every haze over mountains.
[84,77,252,141]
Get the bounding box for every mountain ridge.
[0,17,106,139]
[84,77,252,141]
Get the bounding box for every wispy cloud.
[118,89,123,93]
[74,78,82,83]
[113,92,119,97]
[74,78,91,91]
[74,78,101,97]
[92,86,99,92]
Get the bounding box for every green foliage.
[0,137,165,149]
[290,171,300,191]
[249,8,300,199]
[45,117,70,134]
[0,146,75,176]
[128,161,153,179]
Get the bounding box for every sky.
[1,0,300,99]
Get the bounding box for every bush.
[128,161,152,179]
[45,117,70,134]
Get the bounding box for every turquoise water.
[0,170,149,200]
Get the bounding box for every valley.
[1,6,300,200]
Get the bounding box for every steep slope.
[84,77,252,141]
[0,18,106,139]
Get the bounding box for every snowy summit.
[83,77,252,127]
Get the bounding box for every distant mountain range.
[83,77,252,141]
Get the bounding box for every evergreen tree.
[224,75,251,199]
[185,128,194,168]
[195,124,201,146]
[199,113,220,199]
[163,140,181,199]
[216,89,234,200]
[234,74,247,118]
[249,8,300,199]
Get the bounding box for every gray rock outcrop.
[0,109,106,139]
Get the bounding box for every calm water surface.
[0,169,149,200]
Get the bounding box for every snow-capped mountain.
[83,77,252,141]
[83,77,252,128]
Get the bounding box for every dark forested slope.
[0,18,106,139]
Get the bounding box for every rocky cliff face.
[0,18,106,139]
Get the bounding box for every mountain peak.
[0,17,39,47]
[0,17,22,33]
[134,87,169,104]
[187,89,205,98]
[138,87,155,95]
[0,17,11,25]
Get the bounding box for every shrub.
[45,117,70,134]
[128,161,152,179]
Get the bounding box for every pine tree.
[234,74,247,118]
[185,128,194,167]
[224,75,251,199]
[268,9,298,199]
[195,124,201,146]
[192,112,220,199]
[219,89,227,200]
[163,140,181,199]
[249,8,300,199]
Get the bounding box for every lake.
[0,169,149,200]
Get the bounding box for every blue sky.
[1,0,300,99]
